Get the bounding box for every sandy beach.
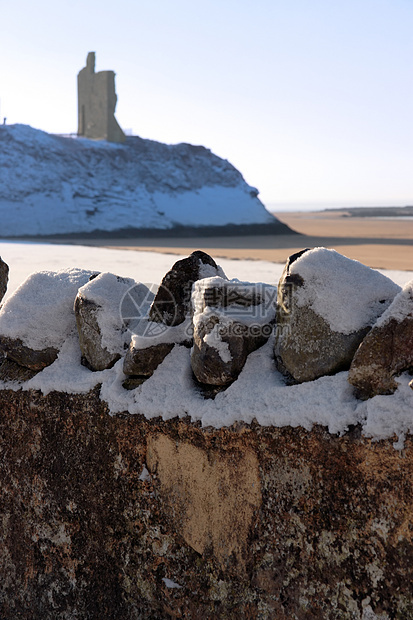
[52,210,413,271]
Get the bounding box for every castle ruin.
[77,52,125,143]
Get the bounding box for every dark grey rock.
[275,304,370,384]
[0,257,8,304]
[0,335,58,370]
[122,375,148,391]
[274,248,400,384]
[123,341,175,377]
[149,251,224,327]
[124,251,225,383]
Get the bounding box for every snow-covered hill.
[0,124,289,237]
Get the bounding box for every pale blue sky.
[1,0,412,209]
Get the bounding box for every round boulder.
[274,248,401,383]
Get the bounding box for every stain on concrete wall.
[147,433,261,571]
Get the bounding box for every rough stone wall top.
[77,52,125,143]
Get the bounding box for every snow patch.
[203,323,232,363]
[0,268,94,350]
[291,248,401,334]
[77,273,152,354]
[162,578,183,589]
[131,317,193,349]
[198,260,227,280]
[139,466,151,482]
[374,279,413,328]
[192,276,277,327]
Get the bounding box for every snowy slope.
[0,124,284,237]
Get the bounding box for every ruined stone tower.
[77,52,125,143]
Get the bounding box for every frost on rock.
[275,249,401,384]
[374,278,413,328]
[0,268,94,370]
[75,273,152,371]
[162,577,183,589]
[203,323,232,363]
[191,276,276,387]
[130,318,192,351]
[289,247,401,334]
[138,466,151,482]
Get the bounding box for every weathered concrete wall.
[77,52,125,143]
[0,388,412,619]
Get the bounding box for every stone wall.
[0,388,412,619]
[0,250,412,618]
[77,52,125,143]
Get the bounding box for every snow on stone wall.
[0,248,412,446]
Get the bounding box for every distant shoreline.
[268,204,412,215]
[2,208,407,271]
[324,206,413,218]
[0,220,297,242]
[1,209,411,271]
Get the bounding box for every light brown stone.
[0,334,58,370]
[77,52,125,143]
[123,341,174,377]
[349,315,413,399]
[146,433,261,570]
[74,295,121,371]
